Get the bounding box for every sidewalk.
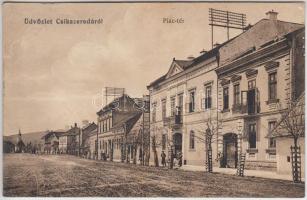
[180,165,304,182]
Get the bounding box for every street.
[3,154,305,197]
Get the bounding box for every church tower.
[17,129,22,143]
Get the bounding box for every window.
[248,123,257,148]
[268,121,277,148]
[205,85,212,109]
[268,72,277,100]
[109,118,111,130]
[248,79,256,90]
[170,97,176,116]
[178,94,184,115]
[162,99,166,120]
[152,103,156,122]
[162,134,166,150]
[189,90,195,112]
[233,84,240,105]
[189,131,195,149]
[99,122,102,133]
[223,87,229,110]
[100,141,102,149]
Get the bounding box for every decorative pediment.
[265,61,279,71]
[220,79,230,86]
[166,61,184,79]
[230,75,242,82]
[246,69,258,78]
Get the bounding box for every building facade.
[41,130,65,154]
[147,11,305,174]
[90,94,150,163]
[59,123,81,155]
[147,52,220,166]
[215,12,304,171]
[80,122,97,157]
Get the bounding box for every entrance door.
[173,133,182,155]
[223,133,238,168]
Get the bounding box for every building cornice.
[216,38,290,78]
[149,57,217,91]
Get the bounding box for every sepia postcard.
[2,1,306,198]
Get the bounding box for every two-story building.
[147,11,304,173]
[90,94,150,163]
[41,130,65,154]
[215,11,304,171]
[80,121,97,157]
[59,123,80,155]
[147,50,221,166]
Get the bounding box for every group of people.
[161,150,182,168]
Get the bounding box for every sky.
[3,2,305,135]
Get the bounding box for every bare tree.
[274,93,305,182]
[150,126,163,167]
[194,110,221,173]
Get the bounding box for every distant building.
[41,130,65,154]
[3,140,15,153]
[80,122,97,156]
[15,129,25,153]
[90,94,150,163]
[59,123,81,155]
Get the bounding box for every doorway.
[222,133,238,168]
[173,133,182,155]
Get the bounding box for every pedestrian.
[161,151,166,167]
[177,152,183,167]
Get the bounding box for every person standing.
[178,152,183,167]
[161,151,166,167]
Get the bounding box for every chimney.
[187,55,195,60]
[266,10,278,21]
[213,43,220,48]
[200,49,207,54]
[82,120,89,128]
[74,123,77,127]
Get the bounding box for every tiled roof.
[82,122,97,132]
[111,112,142,133]
[61,126,80,136]
[41,131,65,139]
[148,18,303,88]
[147,37,233,88]
[96,94,139,116]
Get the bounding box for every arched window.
[189,131,195,149]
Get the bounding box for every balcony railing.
[170,115,182,128]
[163,115,182,128]
[231,102,260,115]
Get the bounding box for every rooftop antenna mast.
[104,87,125,110]
[209,8,247,49]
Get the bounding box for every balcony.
[231,103,259,115]
[231,88,260,115]
[170,115,183,129]
[164,115,182,129]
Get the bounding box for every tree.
[151,134,160,167]
[193,108,224,173]
[150,126,164,167]
[274,93,305,182]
